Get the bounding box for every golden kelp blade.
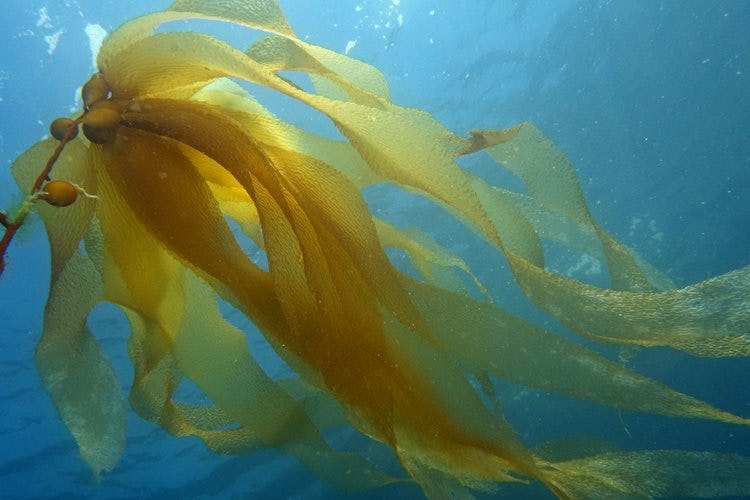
[9,0,750,498]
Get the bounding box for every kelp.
[6,0,750,497]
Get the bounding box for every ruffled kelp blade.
[10,0,750,497]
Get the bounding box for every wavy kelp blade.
[11,137,125,479]
[98,0,293,84]
[192,82,379,188]
[403,277,750,426]
[117,97,750,499]
[179,143,265,248]
[90,188,264,454]
[101,26,500,243]
[501,188,675,291]
[189,84,486,294]
[509,253,750,357]
[168,0,294,37]
[120,98,438,347]
[34,248,126,479]
[374,219,490,299]
[466,125,653,291]
[545,451,750,498]
[179,109,484,298]
[176,272,400,490]
[247,35,391,105]
[194,70,674,289]
[466,125,750,356]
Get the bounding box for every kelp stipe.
[5,0,750,497]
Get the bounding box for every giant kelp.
[3,0,750,498]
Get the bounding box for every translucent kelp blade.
[193,88,378,188]
[467,175,545,267]
[509,253,750,357]
[503,188,675,290]
[382,316,544,489]
[99,0,293,78]
[35,248,126,479]
[374,219,490,299]
[545,451,750,498]
[92,195,265,455]
[121,99,434,343]
[191,78,274,118]
[176,272,400,490]
[177,142,265,247]
[101,26,498,246]
[11,137,124,478]
[122,94,744,422]
[170,0,390,103]
[103,32,262,99]
[283,82,747,356]
[168,0,294,37]
[403,277,750,426]
[247,35,391,103]
[187,95,482,294]
[235,27,750,360]
[467,124,652,291]
[97,10,200,81]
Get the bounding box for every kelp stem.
[0,114,83,277]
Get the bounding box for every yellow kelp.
[8,0,750,497]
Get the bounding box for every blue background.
[1,1,749,498]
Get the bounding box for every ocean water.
[0,1,748,498]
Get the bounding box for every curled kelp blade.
[499,187,675,291]
[247,35,391,106]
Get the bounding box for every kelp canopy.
[7,0,750,497]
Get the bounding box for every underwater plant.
[2,0,750,497]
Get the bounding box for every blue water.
[1,1,748,498]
